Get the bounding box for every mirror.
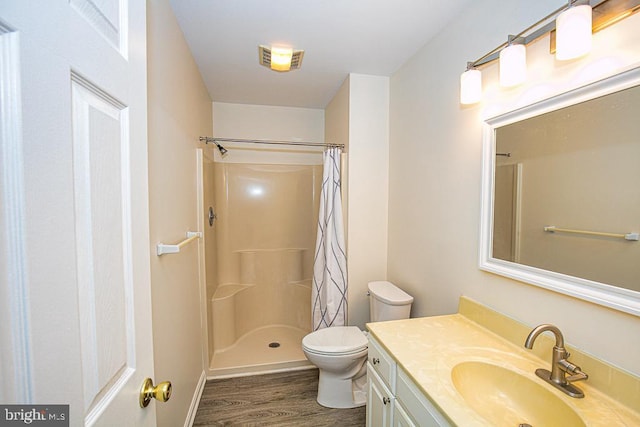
[479,66,640,316]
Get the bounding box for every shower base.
[208,325,312,378]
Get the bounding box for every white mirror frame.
[479,65,640,317]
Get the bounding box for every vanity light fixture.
[259,45,304,72]
[460,63,482,105]
[459,0,638,104]
[499,36,527,87]
[556,1,593,60]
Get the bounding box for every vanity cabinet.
[367,336,451,427]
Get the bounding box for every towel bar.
[543,226,639,241]
[157,231,202,256]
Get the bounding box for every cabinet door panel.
[393,400,417,427]
[367,363,393,427]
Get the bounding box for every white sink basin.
[451,361,586,427]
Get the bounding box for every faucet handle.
[566,370,588,383]
[558,359,588,382]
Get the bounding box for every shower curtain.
[312,147,347,330]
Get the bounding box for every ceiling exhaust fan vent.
[259,45,304,72]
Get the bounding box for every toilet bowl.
[302,326,368,408]
[302,281,413,408]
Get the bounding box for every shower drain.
[268,342,281,348]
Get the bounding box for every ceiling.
[168,0,473,109]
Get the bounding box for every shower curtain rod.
[199,136,344,149]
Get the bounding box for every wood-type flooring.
[193,368,366,426]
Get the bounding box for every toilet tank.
[368,281,414,322]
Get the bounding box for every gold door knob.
[139,378,172,408]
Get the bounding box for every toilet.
[302,281,414,408]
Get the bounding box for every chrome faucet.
[524,324,588,398]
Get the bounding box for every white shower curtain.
[312,147,348,330]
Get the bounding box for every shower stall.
[203,145,324,377]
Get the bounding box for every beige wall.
[388,0,640,376]
[325,74,390,328]
[211,102,325,164]
[325,74,389,329]
[325,77,350,151]
[147,1,212,425]
[347,74,390,328]
[325,76,351,270]
[213,102,324,141]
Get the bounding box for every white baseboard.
[184,370,207,427]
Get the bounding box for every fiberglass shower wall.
[209,160,322,373]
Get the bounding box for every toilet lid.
[302,326,367,354]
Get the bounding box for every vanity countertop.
[366,300,640,426]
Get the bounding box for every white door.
[0,1,156,426]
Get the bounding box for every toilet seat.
[302,326,367,355]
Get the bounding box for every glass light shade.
[270,47,293,71]
[556,4,592,60]
[499,44,526,87]
[460,69,482,104]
